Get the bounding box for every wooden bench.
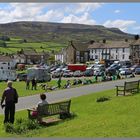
[27,99,71,122]
[116,80,139,96]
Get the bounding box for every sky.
[0,3,140,34]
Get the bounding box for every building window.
[122,54,125,59]
[84,53,88,61]
[8,62,10,66]
[95,49,97,53]
[81,57,84,62]
[95,55,98,59]
[92,50,94,53]
[116,49,118,53]
[76,51,80,55]
[116,55,118,59]
[76,56,80,62]
[123,48,125,53]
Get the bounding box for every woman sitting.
[31,93,48,124]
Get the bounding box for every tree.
[0,40,7,47]
[89,40,95,44]
[134,35,139,40]
[23,39,27,43]
[0,36,10,41]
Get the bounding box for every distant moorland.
[0,21,135,54]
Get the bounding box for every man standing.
[57,76,62,88]
[32,78,37,90]
[26,78,30,90]
[1,81,19,124]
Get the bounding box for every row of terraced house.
[55,36,140,65]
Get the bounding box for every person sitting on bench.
[31,93,48,124]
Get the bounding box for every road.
[0,77,140,114]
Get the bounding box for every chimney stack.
[90,40,95,44]
[103,39,106,43]
[125,39,128,42]
[134,35,139,40]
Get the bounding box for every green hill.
[0,21,134,43]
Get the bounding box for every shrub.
[25,119,40,130]
[96,96,110,102]
[4,123,14,133]
[4,118,40,134]
[14,124,27,134]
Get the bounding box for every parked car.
[63,70,73,77]
[106,68,117,76]
[87,64,95,69]
[84,69,94,76]
[119,68,132,75]
[73,71,83,77]
[135,68,140,75]
[130,64,140,72]
[94,69,105,76]
[119,65,131,72]
[17,73,27,81]
[52,71,62,78]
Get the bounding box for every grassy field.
[1,89,140,137]
[0,77,98,98]
[0,38,67,54]
[0,79,70,98]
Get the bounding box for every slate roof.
[88,40,132,49]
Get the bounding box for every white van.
[27,67,51,82]
[0,69,17,81]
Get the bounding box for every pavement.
[0,76,140,114]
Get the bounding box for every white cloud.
[103,19,136,32]
[0,3,48,23]
[0,3,102,24]
[61,12,96,25]
[114,10,120,13]
[133,26,140,30]
[75,3,103,14]
[36,10,64,21]
[0,3,65,23]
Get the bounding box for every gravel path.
[0,77,140,114]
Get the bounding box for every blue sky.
[0,3,139,34]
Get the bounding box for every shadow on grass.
[40,112,77,127]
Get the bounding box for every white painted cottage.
[0,55,16,70]
[13,54,26,64]
[88,40,131,61]
[0,55,17,81]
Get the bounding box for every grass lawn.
[0,79,69,98]
[1,89,140,137]
[0,77,96,98]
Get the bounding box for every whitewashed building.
[0,55,17,81]
[55,53,64,63]
[129,37,140,64]
[13,54,26,64]
[55,48,67,64]
[0,55,16,70]
[88,40,131,61]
